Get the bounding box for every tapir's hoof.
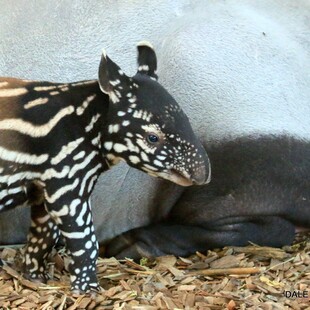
[71,285,104,296]
[23,272,48,284]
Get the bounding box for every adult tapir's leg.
[105,189,297,261]
[105,216,295,260]
[23,203,60,282]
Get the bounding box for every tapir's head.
[99,41,210,186]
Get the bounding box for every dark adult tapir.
[0,2,309,260]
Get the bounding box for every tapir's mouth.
[142,169,193,186]
[144,166,210,187]
[169,163,212,186]
[156,169,194,186]
[166,169,194,187]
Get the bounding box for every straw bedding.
[0,232,309,309]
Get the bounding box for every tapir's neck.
[64,79,110,151]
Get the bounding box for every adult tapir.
[0,1,309,260]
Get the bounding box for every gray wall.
[1,0,309,141]
[0,0,309,243]
[0,0,188,80]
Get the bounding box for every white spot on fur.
[61,227,90,239]
[50,91,59,96]
[117,111,126,117]
[122,120,130,127]
[90,249,97,259]
[109,91,120,103]
[85,114,100,132]
[138,65,149,71]
[75,202,88,226]
[51,137,84,165]
[0,146,48,165]
[113,143,128,153]
[140,151,149,162]
[24,97,49,109]
[129,155,141,164]
[69,199,81,217]
[73,151,86,161]
[85,241,92,249]
[0,81,9,88]
[0,105,75,137]
[153,159,164,167]
[79,164,101,196]
[34,85,57,91]
[104,142,113,151]
[69,151,97,178]
[108,124,120,133]
[91,133,101,147]
[124,138,140,153]
[156,155,166,160]
[133,110,144,119]
[0,88,28,97]
[45,178,79,204]
[76,95,96,115]
[109,79,120,86]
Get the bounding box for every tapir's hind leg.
[104,216,295,260]
[23,204,60,282]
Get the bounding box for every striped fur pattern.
[0,42,210,292]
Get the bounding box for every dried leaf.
[0,232,308,309]
[259,276,285,288]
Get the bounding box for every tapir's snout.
[190,151,211,186]
[192,156,211,185]
[168,149,211,187]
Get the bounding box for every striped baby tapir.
[0,42,210,293]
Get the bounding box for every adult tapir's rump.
[0,0,310,261]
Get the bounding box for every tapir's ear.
[137,41,158,80]
[98,49,130,103]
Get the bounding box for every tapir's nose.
[191,155,211,185]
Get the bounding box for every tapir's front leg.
[45,196,100,293]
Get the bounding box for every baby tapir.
[0,42,210,292]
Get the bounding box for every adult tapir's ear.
[98,49,130,103]
[137,41,158,80]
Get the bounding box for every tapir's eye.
[147,133,159,144]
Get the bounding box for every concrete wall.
[0,0,188,81]
[1,0,309,141]
[0,0,309,243]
